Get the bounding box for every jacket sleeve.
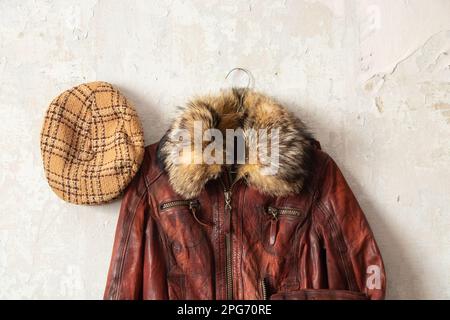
[313,156,386,299]
[103,170,149,300]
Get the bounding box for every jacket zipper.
[267,206,303,246]
[221,175,238,300]
[160,199,199,211]
[260,278,268,300]
[224,189,233,300]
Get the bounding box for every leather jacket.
[104,90,386,300]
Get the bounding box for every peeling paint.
[375,96,384,113]
[433,103,450,124]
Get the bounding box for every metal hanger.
[225,67,254,113]
[225,67,254,90]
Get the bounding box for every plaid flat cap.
[40,81,145,205]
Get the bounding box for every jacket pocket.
[262,206,307,256]
[158,199,205,248]
[159,199,213,277]
[269,289,368,300]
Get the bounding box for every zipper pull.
[267,207,279,220]
[189,199,199,211]
[189,200,211,228]
[269,220,278,246]
[224,191,232,211]
[267,207,278,246]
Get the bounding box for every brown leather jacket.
[104,90,386,300]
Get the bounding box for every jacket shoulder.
[311,148,346,190]
[309,146,365,223]
[307,146,334,188]
[306,146,351,207]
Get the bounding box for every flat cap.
[40,81,145,205]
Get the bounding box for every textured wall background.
[0,0,449,299]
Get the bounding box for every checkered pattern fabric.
[40,81,145,205]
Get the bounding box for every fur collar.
[157,89,314,198]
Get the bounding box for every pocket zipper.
[160,199,210,227]
[267,206,303,220]
[266,206,304,246]
[160,199,199,211]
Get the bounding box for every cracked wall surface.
[0,0,449,299]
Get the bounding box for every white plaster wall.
[0,0,449,299]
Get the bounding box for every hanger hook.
[225,67,254,90]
